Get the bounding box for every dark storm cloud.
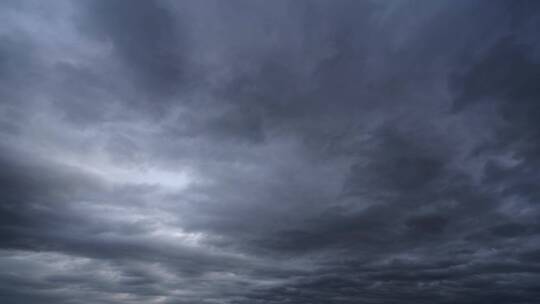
[79,0,186,95]
[1,1,540,303]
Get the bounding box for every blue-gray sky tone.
[1,1,540,303]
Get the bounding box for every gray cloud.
[1,1,540,303]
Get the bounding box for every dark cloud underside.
[1,1,540,303]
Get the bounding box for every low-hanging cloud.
[1,1,540,303]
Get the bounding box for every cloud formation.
[1,1,540,303]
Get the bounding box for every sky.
[1,1,540,303]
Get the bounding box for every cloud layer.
[1,1,540,303]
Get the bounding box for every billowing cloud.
[1,1,540,303]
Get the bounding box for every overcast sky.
[1,1,540,303]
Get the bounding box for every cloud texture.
[1,1,540,303]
